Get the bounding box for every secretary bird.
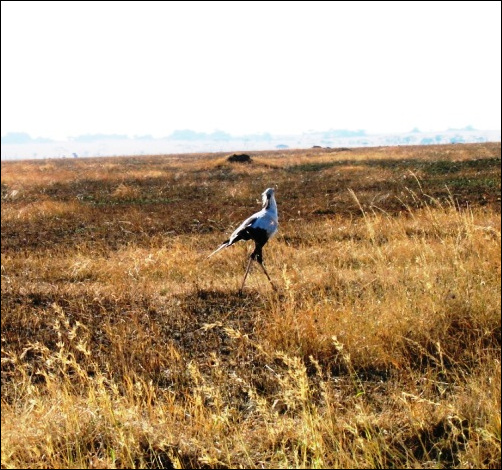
[207,187,278,292]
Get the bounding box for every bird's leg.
[240,256,253,293]
[258,259,276,291]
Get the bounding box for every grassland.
[1,142,501,469]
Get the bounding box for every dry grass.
[2,143,501,468]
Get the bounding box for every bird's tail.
[206,240,230,259]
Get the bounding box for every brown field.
[1,142,501,469]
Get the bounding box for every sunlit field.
[2,143,501,469]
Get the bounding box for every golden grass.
[2,143,501,468]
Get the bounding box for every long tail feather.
[206,241,229,259]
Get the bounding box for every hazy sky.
[1,1,501,141]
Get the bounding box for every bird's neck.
[265,196,278,217]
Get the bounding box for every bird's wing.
[206,213,260,259]
[228,213,260,244]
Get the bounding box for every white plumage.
[208,187,278,291]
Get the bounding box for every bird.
[207,187,278,292]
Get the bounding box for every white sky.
[1,1,501,141]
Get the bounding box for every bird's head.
[262,187,276,207]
